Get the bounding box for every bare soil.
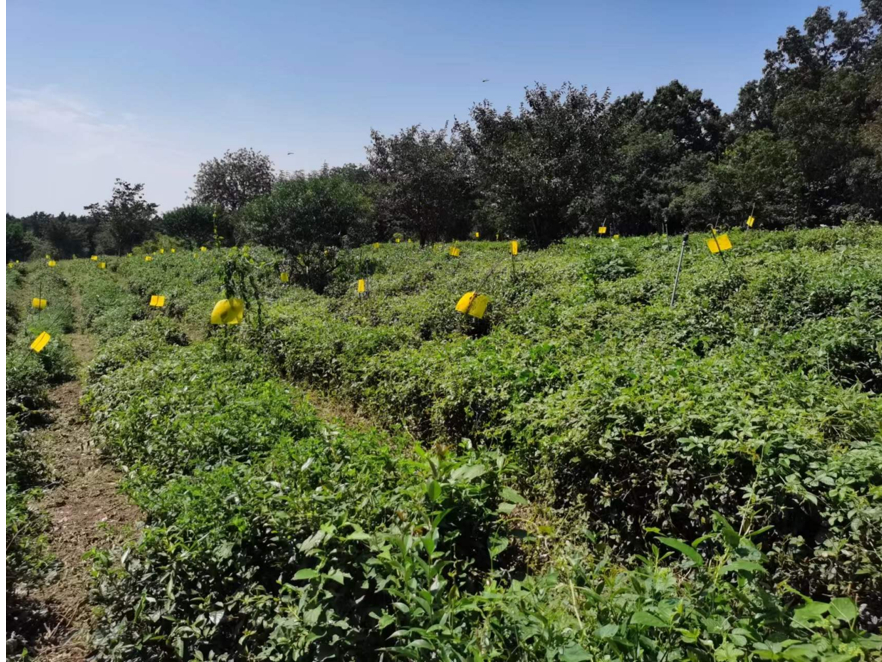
[25,379,142,662]
[11,279,142,661]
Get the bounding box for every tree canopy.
[8,2,881,261]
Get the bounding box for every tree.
[730,1,882,223]
[5,218,35,262]
[161,205,220,246]
[367,126,475,244]
[594,81,725,234]
[238,167,372,290]
[456,83,613,245]
[674,130,808,229]
[190,148,275,213]
[85,180,158,255]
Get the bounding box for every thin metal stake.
[670,233,688,307]
[710,227,731,273]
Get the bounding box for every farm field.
[5,227,882,660]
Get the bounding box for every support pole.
[670,233,689,307]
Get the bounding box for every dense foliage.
[237,167,373,289]
[190,147,275,213]
[4,224,866,660]
[367,125,476,244]
[84,180,161,256]
[250,227,882,629]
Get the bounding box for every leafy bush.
[160,205,221,247]
[238,171,372,258]
[5,415,46,490]
[84,342,317,475]
[6,349,49,415]
[256,227,882,620]
[6,416,53,658]
[87,317,189,381]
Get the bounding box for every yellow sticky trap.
[201,246,208,252]
[613,234,620,240]
[449,246,460,257]
[8,262,14,269]
[98,262,106,269]
[149,295,166,308]
[31,298,48,310]
[171,248,176,253]
[30,332,51,353]
[707,234,733,254]
[145,255,153,262]
[598,226,607,235]
[511,241,518,256]
[747,216,755,228]
[159,248,165,254]
[357,279,366,293]
[395,238,401,243]
[210,298,245,325]
[474,232,480,239]
[455,291,490,319]
[45,254,51,260]
[280,272,289,283]
[373,243,380,249]
[91,255,98,261]
[47,260,57,267]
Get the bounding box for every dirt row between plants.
[23,289,143,662]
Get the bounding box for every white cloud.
[6,86,199,214]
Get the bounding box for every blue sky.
[6,0,864,215]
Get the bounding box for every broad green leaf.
[630,611,670,628]
[293,568,320,581]
[781,643,818,660]
[450,463,487,483]
[501,486,527,505]
[594,623,618,639]
[829,597,858,622]
[721,560,767,574]
[560,644,592,661]
[792,601,829,628]
[657,536,703,566]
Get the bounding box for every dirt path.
[25,285,142,661]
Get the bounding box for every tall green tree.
[5,218,35,262]
[597,81,724,234]
[238,166,372,291]
[160,204,222,247]
[731,1,882,223]
[456,83,613,245]
[191,148,275,213]
[85,180,158,255]
[367,126,475,245]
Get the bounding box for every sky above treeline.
[6,0,865,216]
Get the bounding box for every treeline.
[7,2,881,261]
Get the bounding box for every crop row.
[68,234,882,659]
[251,227,882,619]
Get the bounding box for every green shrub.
[87,316,189,381]
[6,349,49,415]
[84,342,317,475]
[90,434,510,661]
